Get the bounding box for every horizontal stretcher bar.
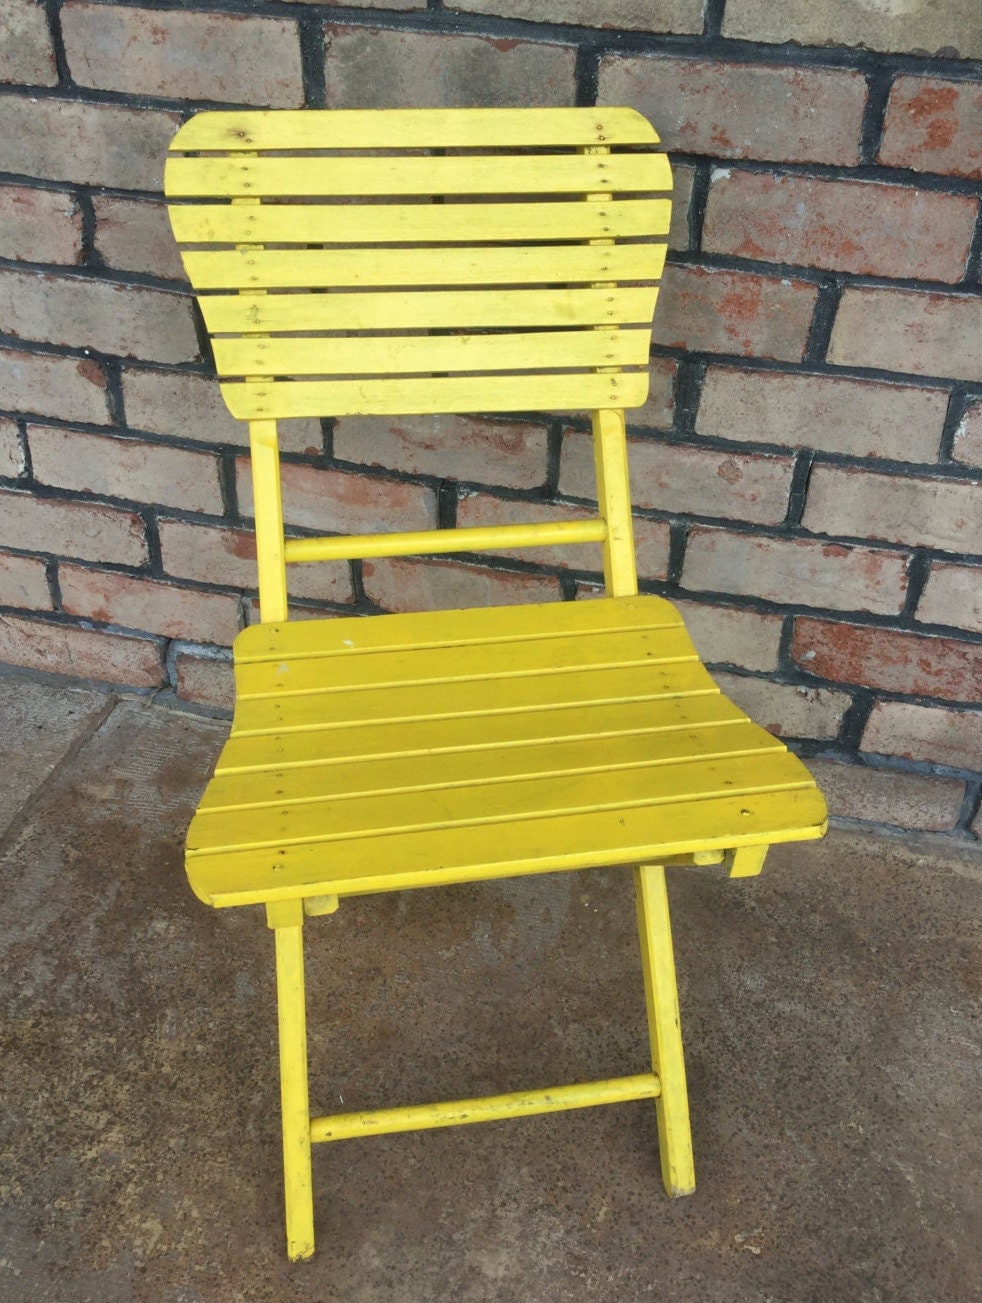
[309,1072,660,1142]
[283,520,607,564]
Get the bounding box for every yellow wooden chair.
[165,107,826,1260]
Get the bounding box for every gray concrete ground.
[0,669,979,1303]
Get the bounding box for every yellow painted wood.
[169,198,671,245]
[729,843,770,877]
[310,1073,660,1143]
[248,420,287,623]
[634,864,695,1195]
[165,151,671,199]
[282,519,607,565]
[593,408,638,597]
[213,327,652,380]
[168,106,660,152]
[198,286,659,335]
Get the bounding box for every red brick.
[455,489,672,580]
[630,358,677,430]
[62,3,304,108]
[0,347,110,425]
[0,269,199,365]
[0,549,50,609]
[651,265,818,362]
[802,465,982,554]
[697,367,948,462]
[0,612,164,687]
[792,617,982,703]
[880,77,982,180]
[121,367,321,455]
[0,95,180,190]
[28,426,223,516]
[597,56,867,165]
[333,415,549,491]
[703,170,976,283]
[828,287,982,381]
[59,565,241,646]
[0,0,57,85]
[722,0,982,60]
[362,555,561,613]
[560,428,793,525]
[862,700,981,769]
[682,527,910,615]
[916,562,982,635]
[806,758,965,833]
[172,647,234,712]
[92,198,187,283]
[952,399,982,468]
[157,518,352,605]
[713,670,850,740]
[0,418,23,477]
[325,26,576,109]
[0,488,147,566]
[0,185,83,266]
[675,599,782,672]
[452,0,704,31]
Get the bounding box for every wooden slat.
[219,370,649,418]
[182,242,667,291]
[198,286,659,334]
[169,198,672,245]
[169,107,660,152]
[212,327,652,378]
[164,152,672,199]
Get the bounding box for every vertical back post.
[249,419,288,623]
[593,408,638,596]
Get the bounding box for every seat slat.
[169,198,671,245]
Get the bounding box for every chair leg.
[266,899,315,1260]
[634,864,696,1197]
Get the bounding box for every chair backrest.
[165,107,672,620]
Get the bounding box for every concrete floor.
[0,671,979,1303]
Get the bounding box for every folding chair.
[164,107,827,1260]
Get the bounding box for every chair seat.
[186,595,827,908]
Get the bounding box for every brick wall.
[1,0,980,843]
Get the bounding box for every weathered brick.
[828,288,982,381]
[237,458,436,539]
[0,487,147,566]
[455,489,672,580]
[952,399,982,468]
[651,265,818,362]
[629,358,677,431]
[0,347,109,425]
[597,56,866,165]
[92,197,187,283]
[916,562,982,634]
[0,418,24,477]
[0,269,199,365]
[802,466,982,554]
[324,25,576,109]
[807,758,965,833]
[0,613,164,687]
[157,518,352,605]
[682,528,910,615]
[722,0,982,60]
[560,429,793,524]
[697,367,948,462]
[880,77,982,180]
[122,367,321,455]
[713,670,850,740]
[792,617,982,703]
[0,0,57,85]
[59,565,241,646]
[0,185,83,265]
[0,549,51,609]
[0,95,180,190]
[62,3,303,108]
[675,599,782,672]
[172,646,234,712]
[333,415,549,491]
[862,700,981,770]
[450,0,704,33]
[362,555,561,613]
[703,170,976,283]
[667,163,694,252]
[28,425,224,516]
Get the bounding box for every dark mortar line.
[938,387,975,462]
[436,479,457,530]
[101,358,126,428]
[574,45,600,107]
[298,12,328,109]
[0,254,193,297]
[218,448,239,519]
[900,550,933,620]
[965,203,982,284]
[73,190,100,269]
[858,66,896,166]
[664,153,982,197]
[783,450,815,530]
[665,521,688,586]
[839,688,873,751]
[43,0,71,89]
[669,356,704,436]
[702,0,725,40]
[802,277,842,367]
[665,249,982,298]
[45,556,63,610]
[544,421,564,494]
[686,161,712,252]
[956,781,982,836]
[558,571,578,602]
